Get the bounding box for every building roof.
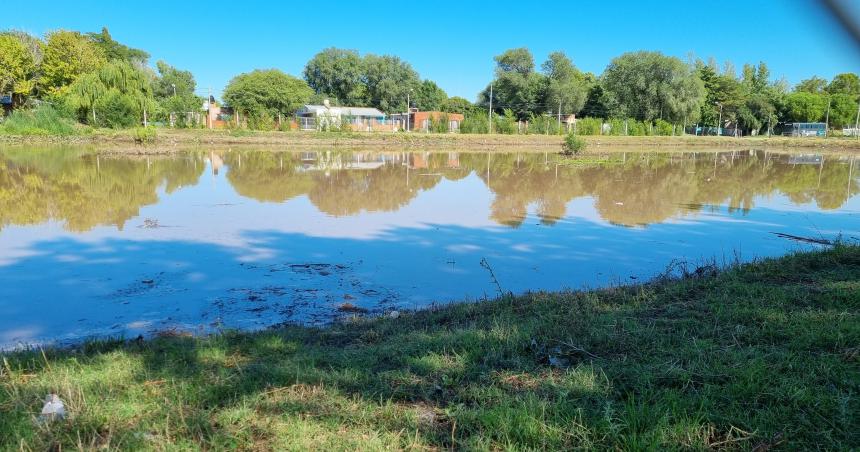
[301,105,385,117]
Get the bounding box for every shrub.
[574,117,602,135]
[655,119,674,136]
[562,133,586,155]
[94,90,141,129]
[0,104,80,136]
[132,126,157,144]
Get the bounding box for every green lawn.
[2,246,858,450]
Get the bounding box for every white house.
[295,101,391,131]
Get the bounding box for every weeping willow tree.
[64,60,157,128]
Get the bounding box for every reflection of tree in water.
[225,151,313,203]
[4,148,854,232]
[0,148,204,231]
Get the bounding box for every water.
[1,147,857,348]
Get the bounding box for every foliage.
[443,96,472,113]
[542,51,589,117]
[827,73,860,97]
[362,54,420,113]
[0,33,39,108]
[562,133,585,154]
[783,91,828,123]
[222,69,313,128]
[795,76,828,94]
[654,119,674,135]
[39,30,106,95]
[132,126,157,143]
[828,94,859,128]
[460,109,490,133]
[0,104,79,135]
[85,27,149,65]
[573,117,602,135]
[64,60,156,128]
[303,48,366,105]
[414,80,447,111]
[602,51,704,122]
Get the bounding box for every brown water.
[1,147,857,348]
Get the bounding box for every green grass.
[1,246,858,450]
[0,105,85,136]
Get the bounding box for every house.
[295,102,394,132]
[390,109,464,132]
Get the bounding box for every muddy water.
[1,147,857,348]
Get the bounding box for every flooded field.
[1,147,857,348]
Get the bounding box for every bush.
[574,117,602,135]
[562,133,586,155]
[94,90,141,129]
[655,119,674,136]
[461,110,489,134]
[0,104,80,136]
[132,126,157,144]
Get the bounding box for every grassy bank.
[1,246,859,450]
[3,127,860,152]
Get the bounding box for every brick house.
[390,109,464,132]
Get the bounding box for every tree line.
[2,28,858,134]
[0,28,203,129]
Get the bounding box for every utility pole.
[855,99,860,140]
[824,96,831,137]
[207,87,213,130]
[716,102,723,136]
[557,100,562,133]
[406,91,410,132]
[488,83,493,134]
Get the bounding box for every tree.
[795,76,828,94]
[86,27,149,65]
[303,48,366,105]
[362,54,420,113]
[223,69,313,123]
[783,92,827,122]
[39,30,106,95]
[494,48,535,76]
[0,34,39,108]
[153,61,201,126]
[827,94,858,128]
[827,73,860,98]
[478,48,544,119]
[64,60,156,127]
[542,51,589,117]
[443,96,472,113]
[414,80,447,111]
[602,51,704,122]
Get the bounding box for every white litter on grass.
[39,393,65,421]
[388,311,400,319]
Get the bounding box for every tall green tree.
[827,73,860,98]
[223,69,313,121]
[542,51,589,116]
[154,61,201,125]
[795,76,828,94]
[783,92,827,122]
[64,60,156,128]
[478,48,544,119]
[303,48,365,105]
[827,94,858,128]
[414,80,447,111]
[361,55,420,113]
[39,30,106,95]
[86,27,149,65]
[0,34,39,108]
[602,51,704,122]
[443,96,472,113]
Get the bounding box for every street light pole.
[715,102,723,136]
[488,82,494,134]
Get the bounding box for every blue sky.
[5,0,859,101]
